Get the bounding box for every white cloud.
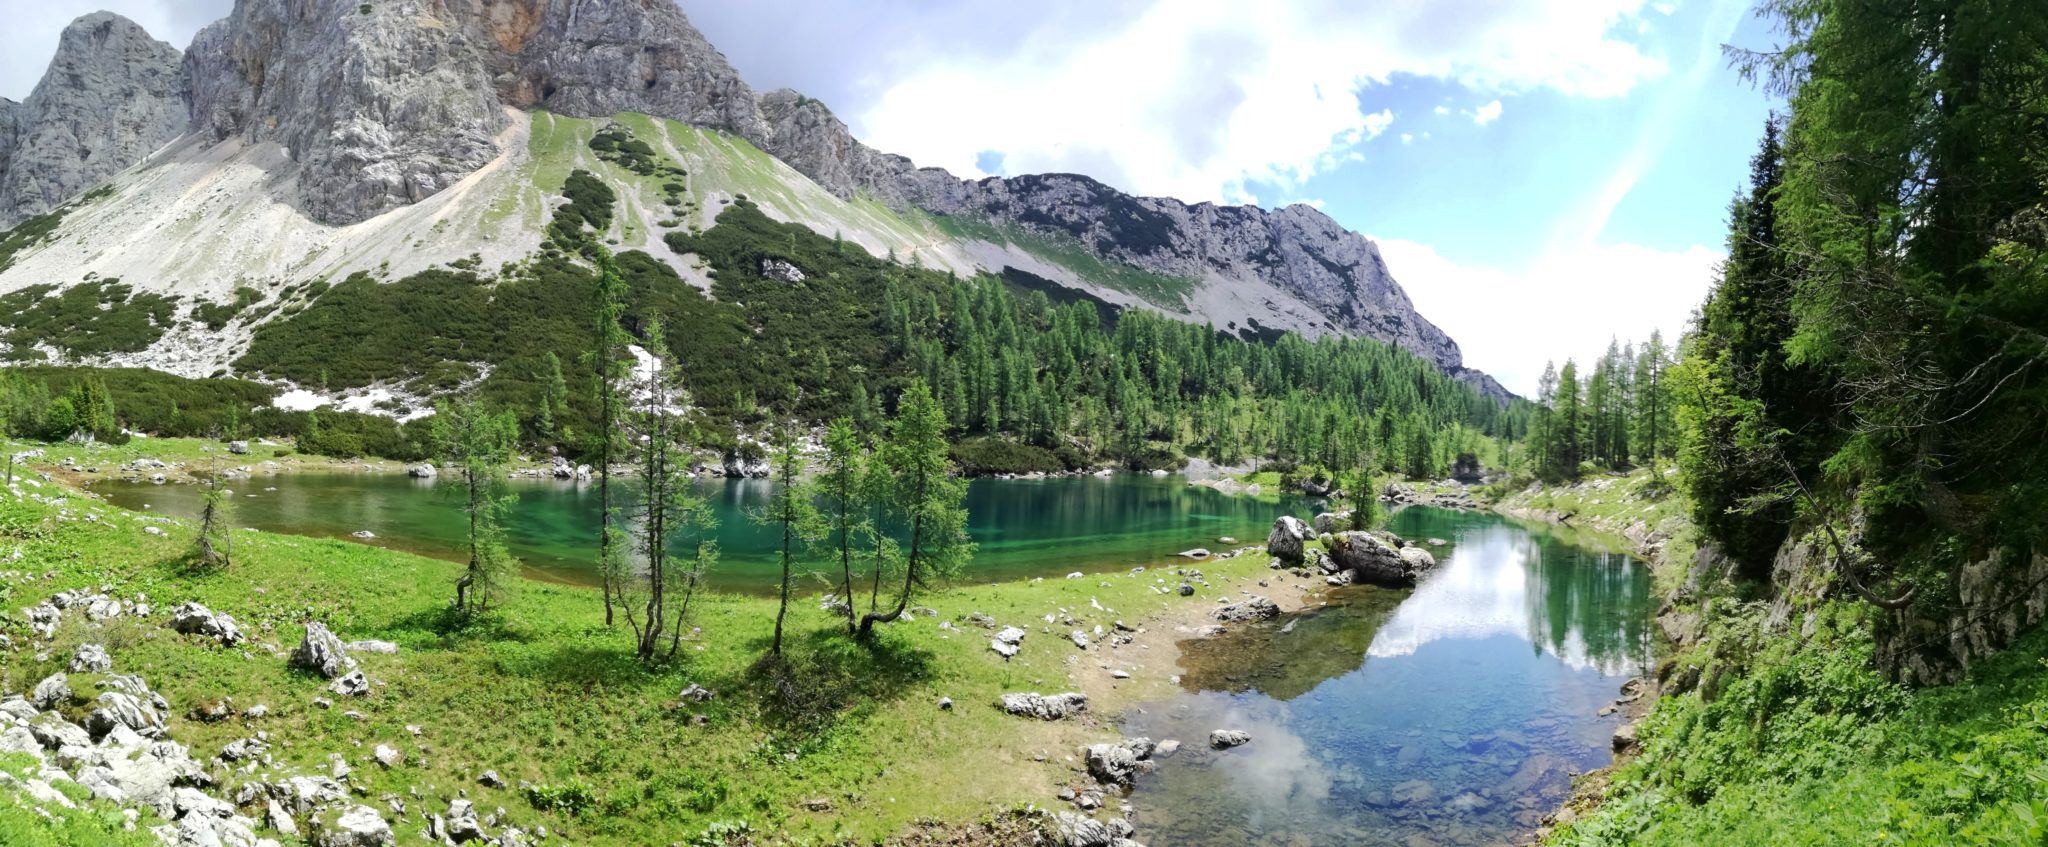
[1378,237,1721,396]
[858,0,1665,203]
[1433,105,1451,116]
[1400,132,1415,144]
[1472,100,1504,126]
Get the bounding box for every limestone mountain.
[0,0,1509,401]
[0,12,186,226]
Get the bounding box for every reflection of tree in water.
[1176,587,1405,701]
[1521,534,1656,676]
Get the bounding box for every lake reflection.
[1124,507,1655,847]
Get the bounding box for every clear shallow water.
[1123,507,1656,847]
[89,472,1311,593]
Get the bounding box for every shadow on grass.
[387,604,532,645]
[742,626,934,732]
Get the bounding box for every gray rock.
[998,692,1088,721]
[28,713,92,750]
[446,798,482,843]
[1327,531,1437,587]
[1312,511,1354,536]
[30,673,70,710]
[227,440,249,455]
[0,13,187,227]
[1213,597,1280,623]
[314,804,393,847]
[291,622,355,679]
[1613,722,1639,753]
[342,640,398,655]
[1049,811,1140,847]
[0,725,39,754]
[0,696,38,723]
[1069,630,1091,650]
[407,464,437,479]
[86,691,165,739]
[1083,737,1156,786]
[1208,729,1251,749]
[70,643,112,672]
[330,671,370,698]
[1266,516,1311,564]
[169,601,245,646]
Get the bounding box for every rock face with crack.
[0,12,187,228]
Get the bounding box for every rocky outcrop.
[0,13,187,228]
[183,0,508,225]
[291,621,356,679]
[1327,531,1437,587]
[1083,737,1156,786]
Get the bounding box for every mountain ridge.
[0,1,1510,401]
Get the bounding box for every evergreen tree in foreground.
[859,380,972,638]
[759,423,822,656]
[432,398,520,614]
[194,470,234,569]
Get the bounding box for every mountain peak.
[0,10,184,227]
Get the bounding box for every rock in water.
[1209,729,1252,749]
[1328,531,1438,587]
[291,621,356,679]
[1266,516,1311,564]
[998,692,1088,721]
[1213,597,1280,623]
[1084,737,1156,786]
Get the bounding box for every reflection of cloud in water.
[1367,526,1647,675]
[1130,693,1332,829]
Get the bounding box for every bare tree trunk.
[859,513,920,638]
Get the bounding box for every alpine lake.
[93,471,1655,846]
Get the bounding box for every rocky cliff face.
[1,2,1510,398]
[0,12,187,228]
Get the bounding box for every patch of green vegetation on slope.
[1549,603,2048,846]
[191,286,264,331]
[0,438,1285,843]
[920,209,1199,312]
[0,279,180,360]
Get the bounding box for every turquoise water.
[1123,507,1656,846]
[89,472,1311,593]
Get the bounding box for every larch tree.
[759,423,822,656]
[858,380,972,639]
[432,398,520,614]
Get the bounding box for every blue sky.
[2,0,1780,395]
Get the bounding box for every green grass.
[1549,602,2048,846]
[0,437,1284,844]
[1490,466,1696,597]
